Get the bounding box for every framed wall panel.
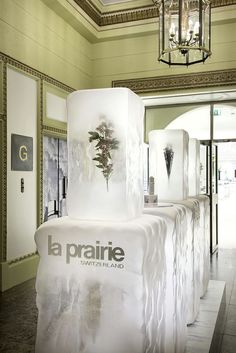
[0,51,74,291]
[6,66,38,261]
[43,82,68,132]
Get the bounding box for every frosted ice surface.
[66,88,144,221]
[193,195,210,298]
[35,215,168,353]
[188,139,200,197]
[149,130,189,201]
[172,200,201,324]
[143,205,188,353]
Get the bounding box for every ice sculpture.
[149,130,189,201]
[67,88,144,221]
[195,195,210,297]
[172,199,201,324]
[35,215,168,353]
[143,205,188,353]
[188,138,200,197]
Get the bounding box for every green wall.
[0,0,92,89]
[92,10,236,88]
[1,1,236,90]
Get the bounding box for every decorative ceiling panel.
[74,0,236,26]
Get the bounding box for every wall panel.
[92,18,236,88]
[0,0,92,90]
[7,67,38,261]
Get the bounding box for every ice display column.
[67,88,144,221]
[35,215,168,353]
[35,88,172,353]
[149,130,189,201]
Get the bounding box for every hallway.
[0,249,236,353]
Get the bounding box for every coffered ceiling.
[74,0,236,26]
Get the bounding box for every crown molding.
[74,0,236,26]
[112,68,236,93]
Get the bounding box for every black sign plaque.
[11,134,33,171]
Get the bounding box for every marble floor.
[209,248,236,353]
[0,248,236,353]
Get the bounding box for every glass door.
[43,136,68,222]
[200,140,218,253]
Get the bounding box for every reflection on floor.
[186,280,225,353]
[0,249,236,353]
[218,182,236,248]
[210,249,236,352]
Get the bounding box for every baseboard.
[0,254,39,291]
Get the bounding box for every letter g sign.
[11,134,33,171]
[19,145,28,161]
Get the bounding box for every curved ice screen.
[149,130,189,201]
[67,88,144,221]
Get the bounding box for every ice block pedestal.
[35,88,180,353]
[192,195,210,298]
[35,215,168,353]
[67,88,144,221]
[188,138,200,197]
[143,205,188,353]
[149,130,189,201]
[172,199,201,324]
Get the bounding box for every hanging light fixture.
[153,0,211,66]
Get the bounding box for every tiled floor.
[210,249,236,353]
[0,248,236,353]
[0,279,37,353]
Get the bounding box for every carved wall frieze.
[74,0,236,26]
[1,62,7,262]
[112,69,236,93]
[42,125,67,136]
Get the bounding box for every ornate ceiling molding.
[74,0,157,25]
[74,0,236,26]
[112,68,236,93]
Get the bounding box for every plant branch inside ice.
[88,119,119,191]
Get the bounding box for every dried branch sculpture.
[88,120,119,191]
[163,145,174,179]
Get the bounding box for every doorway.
[43,136,68,222]
[218,141,236,248]
[145,96,236,254]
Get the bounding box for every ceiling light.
[153,0,212,66]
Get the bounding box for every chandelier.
[153,0,211,66]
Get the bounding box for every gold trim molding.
[8,251,38,265]
[1,62,7,262]
[75,0,236,26]
[112,68,236,93]
[0,52,75,93]
[42,125,67,136]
